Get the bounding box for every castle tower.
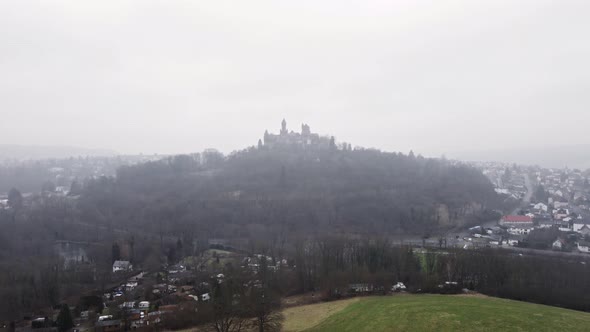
[301,123,311,136]
[280,119,288,135]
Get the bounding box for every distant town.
[459,161,590,254]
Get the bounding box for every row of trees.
[283,237,590,311]
[152,235,590,331]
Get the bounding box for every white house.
[577,241,590,253]
[112,260,133,273]
[552,238,565,250]
[554,201,568,208]
[534,203,548,212]
[573,223,590,234]
[553,209,569,220]
[508,227,533,235]
[507,239,519,246]
[349,283,373,293]
[121,302,135,309]
[391,282,407,292]
[201,293,211,302]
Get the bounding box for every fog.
[1,0,589,156]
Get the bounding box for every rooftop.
[502,215,533,223]
[113,260,131,268]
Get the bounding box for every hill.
[79,145,504,239]
[283,295,590,332]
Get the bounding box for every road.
[438,172,537,250]
[523,173,534,203]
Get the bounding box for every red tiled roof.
[502,215,533,222]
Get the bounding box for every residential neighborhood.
[463,162,590,254]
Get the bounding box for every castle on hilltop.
[261,119,333,149]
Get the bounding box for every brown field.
[281,297,361,332]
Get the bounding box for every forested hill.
[79,146,502,240]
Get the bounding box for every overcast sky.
[1,1,589,156]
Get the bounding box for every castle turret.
[264,130,270,144]
[301,124,311,136]
[280,119,288,135]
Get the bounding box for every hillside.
[79,146,503,239]
[283,295,590,332]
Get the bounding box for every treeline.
[283,237,590,312]
[0,192,155,321]
[78,146,504,240]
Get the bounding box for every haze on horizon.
[1,1,590,158]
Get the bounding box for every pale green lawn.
[283,295,590,332]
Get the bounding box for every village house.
[507,227,533,235]
[579,226,590,236]
[554,201,569,209]
[537,220,555,229]
[506,239,519,246]
[552,238,565,250]
[349,283,373,293]
[112,260,133,273]
[577,241,590,253]
[96,319,121,332]
[553,208,570,220]
[534,202,548,212]
[500,215,534,228]
[573,222,590,234]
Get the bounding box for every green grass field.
[284,295,590,332]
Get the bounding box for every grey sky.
[1,1,589,156]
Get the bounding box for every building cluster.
[0,154,165,197]
[6,244,293,332]
[468,162,590,253]
[475,162,528,200]
[262,119,331,149]
[535,168,590,211]
[261,119,352,151]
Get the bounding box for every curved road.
[523,173,534,203]
[511,173,534,215]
